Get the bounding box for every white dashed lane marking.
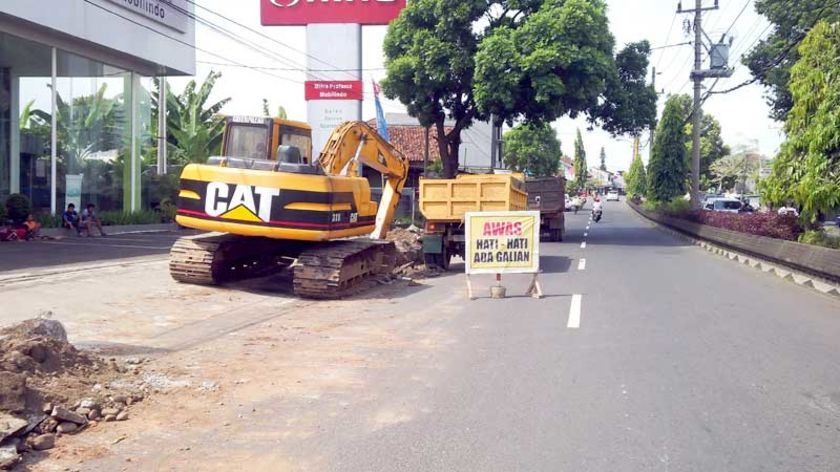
[578,258,586,271]
[580,242,586,249]
[567,294,582,329]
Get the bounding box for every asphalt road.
[312,200,840,471]
[11,200,840,471]
[0,230,196,273]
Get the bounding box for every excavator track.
[169,233,298,285]
[170,233,397,299]
[293,240,397,299]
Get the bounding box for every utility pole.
[490,114,499,170]
[650,66,662,160]
[423,126,430,177]
[691,0,704,209]
[678,0,731,208]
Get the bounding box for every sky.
[177,0,783,173]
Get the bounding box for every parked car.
[606,190,620,202]
[704,198,743,213]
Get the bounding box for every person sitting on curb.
[81,203,107,237]
[23,214,42,240]
[62,203,82,236]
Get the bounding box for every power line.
[80,0,306,85]
[655,13,679,70]
[196,60,387,73]
[162,1,332,81]
[721,0,752,39]
[179,0,360,81]
[710,0,840,95]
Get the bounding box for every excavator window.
[225,124,272,160]
[280,131,311,164]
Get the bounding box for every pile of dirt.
[0,319,148,470]
[387,226,424,267]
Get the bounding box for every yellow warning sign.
[464,211,540,275]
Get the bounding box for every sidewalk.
[0,225,198,276]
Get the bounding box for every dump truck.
[419,173,528,270]
[526,176,565,242]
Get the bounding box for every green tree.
[647,95,688,201]
[709,150,758,193]
[599,146,607,171]
[761,20,840,223]
[625,150,647,198]
[572,129,588,190]
[157,71,231,165]
[669,94,730,188]
[744,0,839,121]
[588,40,658,137]
[382,0,657,178]
[262,99,288,119]
[502,122,562,176]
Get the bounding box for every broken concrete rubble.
[0,319,150,467]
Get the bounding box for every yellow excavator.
[169,116,409,299]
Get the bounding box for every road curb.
[628,203,840,299]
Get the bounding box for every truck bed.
[526,176,566,214]
[419,174,528,222]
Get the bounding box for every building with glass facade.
[0,0,194,214]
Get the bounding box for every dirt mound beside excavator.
[387,226,424,266]
[0,319,147,469]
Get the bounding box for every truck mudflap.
[422,234,444,254]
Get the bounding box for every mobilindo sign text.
[465,211,540,275]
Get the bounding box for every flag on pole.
[372,80,390,141]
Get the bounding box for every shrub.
[681,211,803,241]
[99,210,162,226]
[35,213,63,228]
[798,230,840,249]
[4,193,31,225]
[642,199,691,215]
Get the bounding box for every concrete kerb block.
[774,268,794,280]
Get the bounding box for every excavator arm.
[317,121,410,240]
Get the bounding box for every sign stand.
[466,275,474,300]
[526,272,544,299]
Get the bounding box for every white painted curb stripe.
[568,294,582,329]
[578,258,586,271]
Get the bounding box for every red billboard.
[305,81,364,101]
[261,0,407,26]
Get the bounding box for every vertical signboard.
[261,0,406,156]
[306,23,362,155]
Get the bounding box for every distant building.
[366,113,496,187]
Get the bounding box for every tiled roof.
[367,119,452,162]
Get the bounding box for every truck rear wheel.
[423,244,451,270]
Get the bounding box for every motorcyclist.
[592,197,603,221]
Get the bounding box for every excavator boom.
[317,121,409,239]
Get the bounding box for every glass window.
[55,51,131,212]
[281,133,312,164]
[225,124,270,160]
[0,31,52,212]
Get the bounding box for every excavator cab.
[220,116,313,163]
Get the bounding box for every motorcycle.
[592,207,603,223]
